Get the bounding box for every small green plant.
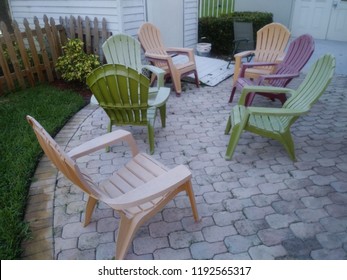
[55,38,100,83]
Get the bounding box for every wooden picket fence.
[0,15,111,95]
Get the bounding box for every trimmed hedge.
[198,12,273,55]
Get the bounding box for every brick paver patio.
[22,73,347,260]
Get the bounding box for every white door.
[146,0,184,47]
[327,0,347,41]
[291,0,333,39]
[291,0,347,41]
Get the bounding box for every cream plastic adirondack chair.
[27,116,199,260]
[225,54,335,161]
[102,34,165,89]
[138,22,199,96]
[232,22,291,85]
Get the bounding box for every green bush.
[55,38,100,83]
[198,11,273,55]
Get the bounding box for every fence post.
[1,21,26,89]
[43,15,58,66]
[93,17,99,58]
[23,18,46,83]
[85,17,92,54]
[12,20,35,87]
[0,22,15,91]
[33,16,54,81]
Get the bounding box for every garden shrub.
[198,11,273,56]
[55,38,100,83]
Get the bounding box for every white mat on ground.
[172,55,234,87]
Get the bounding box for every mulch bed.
[50,79,92,104]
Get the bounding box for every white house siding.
[235,0,294,27]
[8,0,121,33]
[184,0,199,48]
[121,0,146,36]
[8,0,198,47]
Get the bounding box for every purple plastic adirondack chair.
[228,34,315,106]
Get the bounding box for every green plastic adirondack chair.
[86,64,170,154]
[225,54,335,161]
[102,34,165,89]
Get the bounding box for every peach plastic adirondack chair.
[232,22,291,85]
[138,22,199,96]
[86,64,170,155]
[225,54,335,161]
[229,34,315,105]
[27,116,199,260]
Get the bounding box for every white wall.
[146,0,184,47]
[146,0,198,48]
[121,0,147,36]
[184,0,199,48]
[235,0,294,27]
[8,0,129,34]
[8,0,198,47]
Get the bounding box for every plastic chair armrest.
[142,65,166,87]
[145,52,171,61]
[260,73,300,81]
[243,61,278,68]
[148,87,170,107]
[247,107,308,116]
[239,62,279,77]
[238,85,295,105]
[234,50,254,58]
[68,130,139,159]
[166,47,194,54]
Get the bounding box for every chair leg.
[225,109,248,160]
[225,122,244,160]
[229,86,237,103]
[224,115,232,135]
[194,70,199,88]
[106,121,112,152]
[84,196,98,227]
[277,93,288,105]
[159,105,166,128]
[147,123,155,155]
[184,180,200,222]
[171,71,182,96]
[280,130,296,161]
[245,92,256,106]
[115,214,142,260]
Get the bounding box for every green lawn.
[0,84,85,259]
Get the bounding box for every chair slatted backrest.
[102,34,143,72]
[138,23,169,68]
[86,64,151,126]
[280,54,335,127]
[269,34,315,88]
[254,23,291,63]
[138,23,166,53]
[26,116,99,197]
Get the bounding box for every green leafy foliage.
[55,38,100,83]
[198,12,273,55]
